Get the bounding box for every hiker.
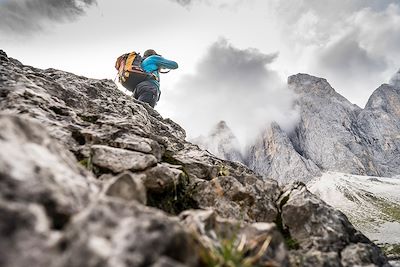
[115,49,178,108]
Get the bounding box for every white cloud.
[271,0,400,106]
[162,39,299,149]
[390,69,400,88]
[0,0,97,34]
[3,0,400,124]
[168,0,245,8]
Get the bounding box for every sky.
[1,0,400,145]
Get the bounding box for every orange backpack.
[115,52,149,91]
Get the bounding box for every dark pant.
[133,81,159,108]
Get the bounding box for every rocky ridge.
[0,50,391,266]
[247,122,321,184]
[203,73,400,184]
[272,73,400,180]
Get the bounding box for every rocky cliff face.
[287,74,371,175]
[356,83,400,177]
[228,73,400,183]
[0,49,391,266]
[247,122,321,184]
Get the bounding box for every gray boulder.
[191,175,280,222]
[56,199,199,267]
[180,209,290,267]
[279,182,389,267]
[102,171,147,204]
[0,114,98,267]
[91,145,157,173]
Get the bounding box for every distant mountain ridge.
[200,73,400,183]
[191,120,244,163]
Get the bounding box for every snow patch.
[308,171,400,245]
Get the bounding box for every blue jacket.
[141,55,178,89]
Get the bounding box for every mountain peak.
[288,73,335,96]
[192,120,244,163]
[210,120,230,136]
[365,83,400,112]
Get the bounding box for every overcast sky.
[1,0,400,144]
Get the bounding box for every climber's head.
[143,49,159,59]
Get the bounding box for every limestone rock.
[91,145,157,173]
[0,114,97,224]
[103,172,147,204]
[0,114,98,267]
[287,74,373,176]
[172,143,255,181]
[242,73,400,183]
[142,163,184,193]
[180,209,289,266]
[289,250,341,267]
[0,201,53,267]
[247,122,321,184]
[286,73,400,178]
[356,84,400,176]
[191,175,279,222]
[56,199,199,267]
[280,182,388,266]
[281,183,367,251]
[79,127,165,160]
[341,243,390,267]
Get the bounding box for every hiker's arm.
[154,56,178,70]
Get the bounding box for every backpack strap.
[125,52,137,72]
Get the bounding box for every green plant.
[285,237,300,250]
[218,165,230,177]
[380,243,400,258]
[363,194,400,221]
[78,156,93,171]
[201,234,274,267]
